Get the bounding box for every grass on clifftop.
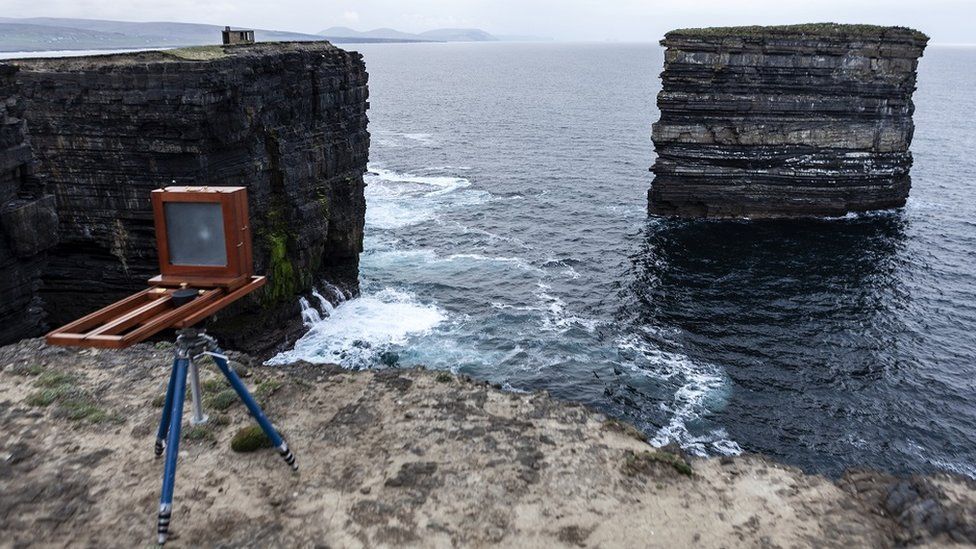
[164,46,228,61]
[667,23,928,42]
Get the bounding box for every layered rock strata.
[1,42,369,351]
[649,24,928,217]
[0,65,58,344]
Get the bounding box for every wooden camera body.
[46,187,266,349]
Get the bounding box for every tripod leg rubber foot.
[157,505,171,544]
[278,442,298,471]
[154,438,164,458]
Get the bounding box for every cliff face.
[649,24,928,218]
[0,65,58,344]
[1,42,369,352]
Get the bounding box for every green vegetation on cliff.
[667,23,929,42]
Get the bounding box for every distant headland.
[0,17,552,53]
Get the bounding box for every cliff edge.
[649,23,928,218]
[0,42,369,353]
[1,339,974,547]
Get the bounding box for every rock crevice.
[649,23,928,217]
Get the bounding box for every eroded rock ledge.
[0,42,369,352]
[649,23,928,218]
[1,339,974,547]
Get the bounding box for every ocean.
[267,42,976,479]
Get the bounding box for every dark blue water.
[272,43,976,478]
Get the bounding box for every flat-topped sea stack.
[0,42,369,352]
[649,24,928,218]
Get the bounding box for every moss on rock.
[435,372,453,383]
[622,449,693,477]
[231,425,274,452]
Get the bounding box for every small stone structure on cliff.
[0,42,369,352]
[649,24,928,217]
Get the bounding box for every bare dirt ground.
[1,338,974,548]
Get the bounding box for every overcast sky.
[5,0,974,44]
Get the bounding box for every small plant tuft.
[208,389,239,411]
[10,363,44,376]
[35,371,76,388]
[184,425,215,442]
[25,369,116,423]
[255,379,283,401]
[202,378,229,394]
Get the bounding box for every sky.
[4,0,974,44]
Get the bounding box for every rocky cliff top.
[1,339,974,546]
[6,41,350,69]
[665,23,929,42]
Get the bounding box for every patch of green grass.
[26,385,76,407]
[164,45,227,61]
[202,378,229,395]
[58,399,111,423]
[151,393,167,408]
[254,379,283,401]
[35,371,76,388]
[667,23,928,42]
[622,450,693,477]
[208,389,239,411]
[435,372,453,383]
[184,425,215,442]
[10,363,44,376]
[25,369,116,423]
[231,425,273,453]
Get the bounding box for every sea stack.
[649,24,928,218]
[0,42,369,351]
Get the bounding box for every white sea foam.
[298,297,322,326]
[617,334,740,457]
[534,282,605,333]
[267,288,446,368]
[374,131,437,147]
[367,166,470,194]
[365,166,487,229]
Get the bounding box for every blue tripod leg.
[157,357,189,545]
[154,357,180,457]
[210,350,298,471]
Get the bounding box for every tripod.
[153,327,298,545]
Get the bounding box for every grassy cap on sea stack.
[664,22,929,43]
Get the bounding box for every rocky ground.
[1,338,974,548]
